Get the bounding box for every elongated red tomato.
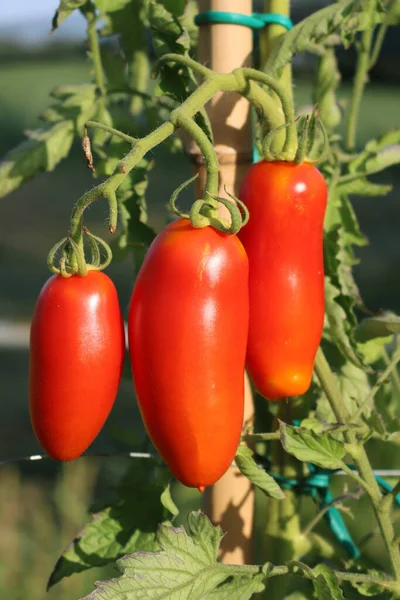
[128,219,248,490]
[29,271,125,460]
[238,160,327,400]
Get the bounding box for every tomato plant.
[239,160,327,400]
[128,219,249,490]
[2,0,400,599]
[29,271,125,461]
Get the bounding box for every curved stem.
[345,29,373,151]
[85,121,136,144]
[171,112,219,197]
[85,6,106,99]
[240,68,297,158]
[155,53,215,80]
[314,347,400,579]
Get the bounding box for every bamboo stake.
[187,0,255,565]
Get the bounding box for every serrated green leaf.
[148,0,195,105]
[337,177,392,197]
[52,0,87,31]
[81,511,261,600]
[0,121,74,200]
[280,423,345,469]
[266,0,384,77]
[207,574,265,599]
[48,464,175,589]
[324,277,365,369]
[313,565,345,600]
[235,445,285,500]
[355,312,400,342]
[103,1,151,112]
[316,356,372,423]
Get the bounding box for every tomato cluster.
[29,160,327,490]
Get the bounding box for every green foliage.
[48,463,175,588]
[0,121,74,200]
[235,445,285,500]
[280,423,346,469]
[266,0,385,77]
[82,511,266,600]
[52,0,88,31]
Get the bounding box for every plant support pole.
[193,0,255,566]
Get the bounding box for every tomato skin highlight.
[29,271,125,460]
[238,160,327,401]
[128,219,249,489]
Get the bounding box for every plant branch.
[302,488,364,538]
[242,432,281,443]
[85,121,137,144]
[219,562,400,594]
[85,6,106,100]
[345,28,374,151]
[350,348,400,423]
[314,347,400,579]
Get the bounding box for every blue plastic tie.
[267,420,400,559]
[194,11,293,31]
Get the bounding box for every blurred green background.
[1,3,400,599]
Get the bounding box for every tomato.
[128,219,248,490]
[238,160,327,400]
[29,271,125,460]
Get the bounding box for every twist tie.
[195,11,293,31]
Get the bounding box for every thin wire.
[1,452,400,478]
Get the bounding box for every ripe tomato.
[29,271,125,460]
[128,219,248,490]
[238,160,327,400]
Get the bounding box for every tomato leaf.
[52,0,88,31]
[47,464,172,589]
[324,277,365,370]
[0,121,74,200]
[235,445,285,500]
[355,312,400,343]
[280,423,345,469]
[160,480,179,519]
[266,0,385,77]
[81,511,266,600]
[313,564,345,600]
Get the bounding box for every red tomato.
[238,160,327,400]
[29,271,125,460]
[128,219,248,490]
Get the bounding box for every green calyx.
[262,106,328,165]
[47,229,112,277]
[169,175,249,235]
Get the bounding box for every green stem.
[263,400,308,600]
[345,29,373,151]
[242,432,280,443]
[260,0,293,154]
[85,121,136,144]
[383,345,400,398]
[218,563,399,594]
[314,348,400,579]
[170,112,218,197]
[369,23,389,70]
[240,68,297,158]
[86,6,106,99]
